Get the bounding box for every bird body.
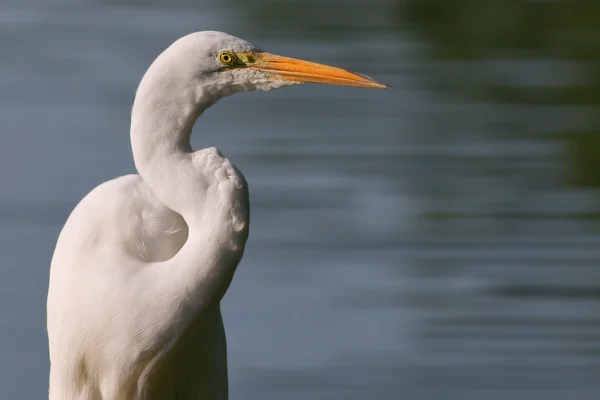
[47,31,387,399]
[48,169,245,400]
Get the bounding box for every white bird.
[46,31,388,400]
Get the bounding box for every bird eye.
[217,51,236,65]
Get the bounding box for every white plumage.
[47,31,388,400]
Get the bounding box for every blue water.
[1,1,599,398]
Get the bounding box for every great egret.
[46,31,388,400]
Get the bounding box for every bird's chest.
[140,307,229,400]
[192,149,250,242]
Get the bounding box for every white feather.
[46,31,292,400]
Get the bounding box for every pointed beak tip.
[365,80,392,90]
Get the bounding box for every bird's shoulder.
[54,174,187,264]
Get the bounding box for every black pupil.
[223,55,230,62]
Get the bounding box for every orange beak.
[250,52,390,89]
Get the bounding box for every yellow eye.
[217,51,236,65]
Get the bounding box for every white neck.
[129,66,248,316]
[131,70,208,214]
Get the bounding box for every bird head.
[141,31,390,101]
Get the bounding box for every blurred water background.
[2,0,600,398]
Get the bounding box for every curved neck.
[130,74,214,215]
[128,70,248,318]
